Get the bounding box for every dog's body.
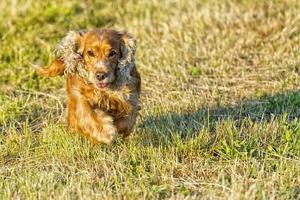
[36,29,141,144]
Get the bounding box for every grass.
[0,0,300,199]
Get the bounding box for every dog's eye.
[108,50,116,58]
[87,50,94,57]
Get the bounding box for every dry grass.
[0,0,300,199]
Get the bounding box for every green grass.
[0,0,300,199]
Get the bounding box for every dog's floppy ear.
[56,30,87,74]
[34,30,86,77]
[117,31,137,81]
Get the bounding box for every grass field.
[0,0,300,199]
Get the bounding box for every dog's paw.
[93,110,118,144]
[91,124,117,145]
[100,123,117,144]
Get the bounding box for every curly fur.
[116,33,137,85]
[35,28,141,144]
[56,31,85,74]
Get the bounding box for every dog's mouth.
[96,82,108,89]
[92,71,115,89]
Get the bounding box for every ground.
[0,0,300,199]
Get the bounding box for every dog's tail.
[34,59,65,77]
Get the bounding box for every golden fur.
[35,29,141,144]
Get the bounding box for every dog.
[35,29,141,144]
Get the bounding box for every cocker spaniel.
[35,29,141,144]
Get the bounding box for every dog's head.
[57,29,136,89]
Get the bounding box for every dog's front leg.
[75,98,117,144]
[93,91,133,118]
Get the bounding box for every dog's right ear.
[56,30,87,74]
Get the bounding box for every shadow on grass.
[139,91,300,141]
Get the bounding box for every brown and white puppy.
[35,29,141,144]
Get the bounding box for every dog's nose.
[95,72,108,81]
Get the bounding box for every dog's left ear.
[117,31,137,80]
